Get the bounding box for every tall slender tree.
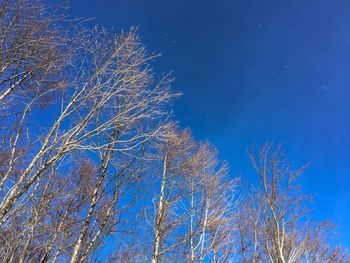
[237,143,349,263]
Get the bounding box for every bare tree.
[150,126,195,263]
[149,126,237,263]
[0,0,73,110]
[0,1,175,261]
[0,1,348,262]
[0,24,174,222]
[237,143,349,263]
[185,142,237,263]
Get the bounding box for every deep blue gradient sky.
[70,0,350,246]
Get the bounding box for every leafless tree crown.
[0,1,347,263]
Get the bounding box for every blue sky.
[70,0,350,246]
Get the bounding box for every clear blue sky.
[70,0,350,246]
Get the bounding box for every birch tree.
[237,143,349,263]
[0,0,72,114]
[0,24,174,223]
[151,127,195,263]
[150,126,238,263]
[0,1,175,261]
[185,143,237,263]
[0,1,348,262]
